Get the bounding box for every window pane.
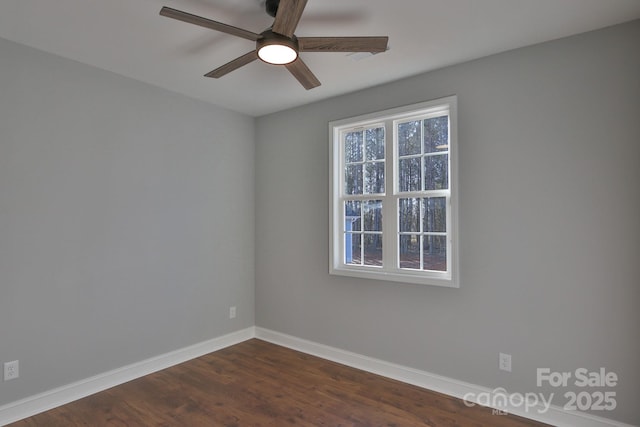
[364,162,385,194]
[344,164,363,195]
[344,201,361,232]
[398,158,421,192]
[364,234,383,266]
[397,121,421,156]
[423,197,446,232]
[423,235,447,271]
[399,234,420,269]
[423,116,449,153]
[363,200,383,231]
[424,154,448,190]
[345,131,363,163]
[345,233,361,265]
[399,198,420,232]
[365,127,385,161]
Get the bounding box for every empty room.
[1,0,639,426]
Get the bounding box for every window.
[330,96,458,287]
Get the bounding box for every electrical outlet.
[499,353,512,372]
[4,360,19,381]
[229,306,237,319]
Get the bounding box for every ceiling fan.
[160,0,389,90]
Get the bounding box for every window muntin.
[398,197,447,271]
[344,200,383,267]
[344,127,385,195]
[330,96,458,287]
[397,115,449,192]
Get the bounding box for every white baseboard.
[254,327,634,427]
[1,326,632,427]
[0,327,255,427]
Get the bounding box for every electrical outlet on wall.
[229,306,237,319]
[499,353,512,372]
[4,360,19,381]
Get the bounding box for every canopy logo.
[463,368,618,416]
[463,388,553,415]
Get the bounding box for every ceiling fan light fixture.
[258,44,297,64]
[257,31,298,65]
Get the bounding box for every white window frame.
[329,96,459,287]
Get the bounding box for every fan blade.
[205,51,259,78]
[160,7,260,41]
[272,0,308,38]
[298,36,388,52]
[285,58,321,90]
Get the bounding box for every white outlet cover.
[4,360,19,381]
[499,353,512,372]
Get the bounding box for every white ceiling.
[1,0,639,116]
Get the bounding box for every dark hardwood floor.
[10,339,549,426]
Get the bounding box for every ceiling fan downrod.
[265,0,280,17]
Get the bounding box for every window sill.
[329,265,459,288]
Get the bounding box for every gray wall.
[255,20,640,424]
[2,18,638,425]
[0,38,255,405]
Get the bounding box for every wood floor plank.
[8,339,550,426]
